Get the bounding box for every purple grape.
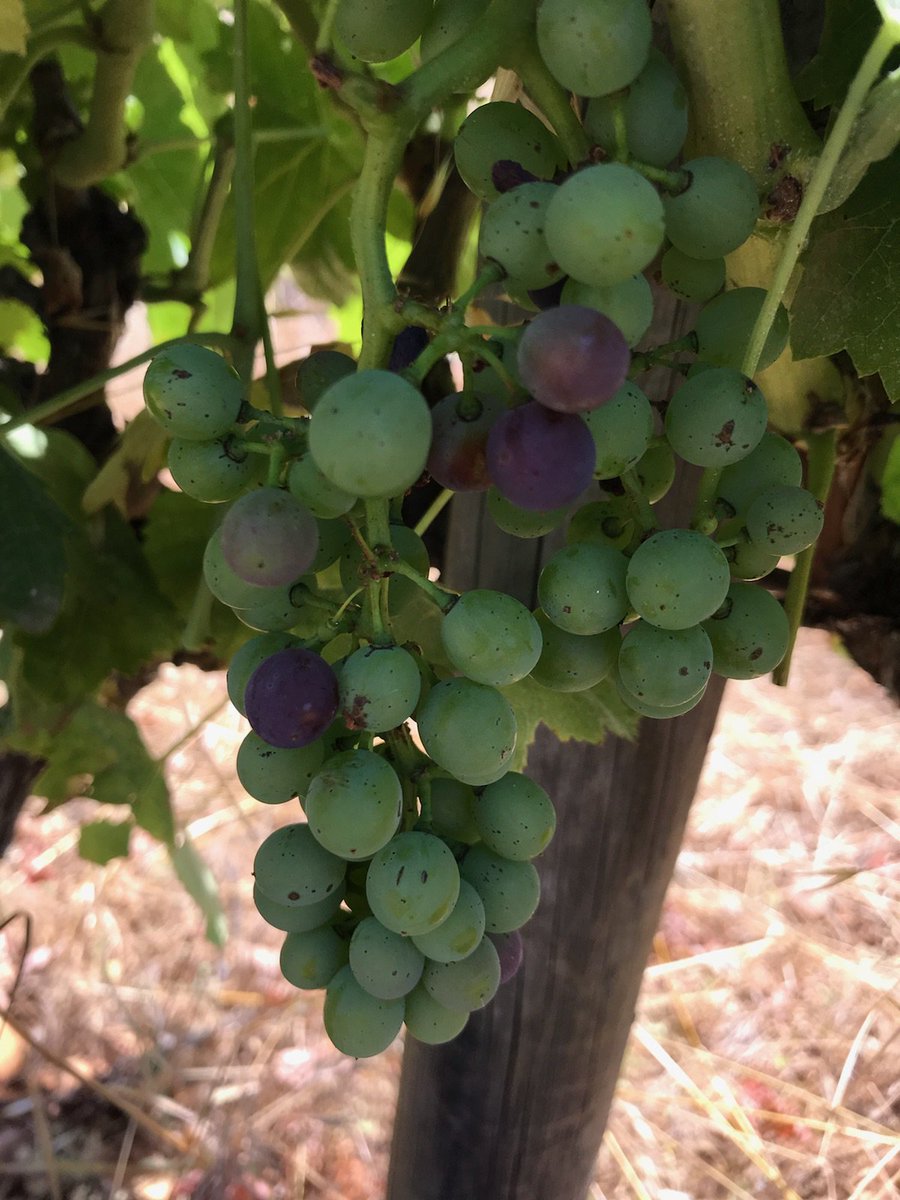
[489,930,524,983]
[219,486,319,587]
[244,647,339,749]
[427,391,505,492]
[486,401,595,510]
[388,325,429,372]
[517,305,631,413]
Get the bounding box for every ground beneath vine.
[1,626,897,1200]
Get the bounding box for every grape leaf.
[881,436,900,522]
[499,676,638,773]
[170,834,228,947]
[821,69,900,213]
[0,0,28,54]
[82,410,169,517]
[795,0,881,108]
[790,154,900,398]
[79,819,133,865]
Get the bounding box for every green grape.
[615,673,706,719]
[561,275,654,348]
[253,822,346,907]
[625,529,731,630]
[427,777,480,844]
[617,620,712,707]
[411,880,485,963]
[546,164,665,287]
[280,925,349,990]
[287,453,356,519]
[703,582,790,679]
[566,499,635,551]
[582,381,654,478]
[634,438,676,503]
[584,47,688,166]
[664,369,768,468]
[479,183,562,291]
[538,542,629,635]
[663,157,759,259]
[309,370,431,499]
[323,964,405,1057]
[296,350,355,413]
[660,247,725,304]
[716,432,803,518]
[745,485,824,555]
[305,749,402,861]
[236,732,325,805]
[695,287,790,371]
[349,916,425,1000]
[404,984,469,1044]
[365,832,461,936]
[143,343,243,441]
[334,0,433,62]
[453,101,563,202]
[167,436,262,503]
[487,488,571,538]
[253,880,345,934]
[311,517,354,574]
[338,644,421,733]
[227,632,301,715]
[236,582,318,635]
[421,0,490,89]
[416,679,517,787]
[441,589,542,688]
[536,0,652,97]
[474,772,556,861]
[421,936,501,1012]
[459,844,540,933]
[723,534,780,581]
[530,610,620,692]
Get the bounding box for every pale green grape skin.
[305,749,402,861]
[404,984,469,1044]
[716,432,803,518]
[478,183,562,291]
[167,436,262,503]
[227,632,300,715]
[421,935,501,1012]
[625,529,731,630]
[288,453,356,519]
[538,542,630,635]
[663,157,759,259]
[562,275,654,348]
[617,621,713,708]
[338,645,421,733]
[253,881,345,933]
[253,823,346,907]
[530,610,620,692]
[144,344,243,441]
[310,517,354,574]
[696,287,790,371]
[723,535,780,581]
[334,0,433,62]
[203,530,275,610]
[664,369,768,468]
[237,732,325,805]
[454,101,563,202]
[236,583,317,635]
[615,673,707,719]
[566,500,635,552]
[323,965,405,1058]
[536,0,652,97]
[546,164,665,287]
[474,772,556,861]
[309,370,431,499]
[660,247,725,303]
[441,589,543,688]
[365,832,461,936]
[459,845,540,933]
[487,488,571,538]
[745,485,824,555]
[634,439,676,503]
[427,778,480,844]
[584,48,688,166]
[280,925,349,990]
[582,381,654,478]
[349,916,425,1000]
[296,350,355,413]
[421,0,490,91]
[416,679,517,787]
[411,880,486,963]
[703,582,790,679]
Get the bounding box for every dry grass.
[1,627,897,1200]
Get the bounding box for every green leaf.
[0,445,70,633]
[881,435,900,522]
[0,0,28,55]
[791,154,900,398]
[79,819,133,865]
[499,676,639,772]
[170,834,228,947]
[795,0,882,108]
[6,425,95,519]
[821,69,900,212]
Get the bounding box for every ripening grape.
[416,678,517,787]
[486,401,596,511]
[561,275,654,348]
[695,287,790,372]
[582,381,654,478]
[244,647,339,749]
[365,832,461,936]
[236,732,325,804]
[459,845,541,933]
[427,391,505,492]
[487,488,572,538]
[334,0,433,61]
[167,435,262,503]
[478,183,562,290]
[404,984,469,1044]
[516,305,630,412]
[664,369,768,468]
[337,644,421,733]
[634,438,677,503]
[703,582,790,678]
[287,453,356,519]
[296,349,355,413]
[388,325,429,373]
[280,925,349,990]
[441,589,542,687]
[660,247,725,303]
[662,157,759,259]
[538,542,630,634]
[490,930,525,983]
[745,485,824,555]
[617,620,713,707]
[454,101,563,202]
[349,916,425,1000]
[324,965,405,1057]
[227,633,301,715]
[716,432,803,518]
[305,749,403,860]
[584,47,688,167]
[427,777,481,845]
[536,0,652,97]
[421,936,501,1012]
[530,610,620,692]
[309,370,432,499]
[545,164,665,287]
[219,486,319,587]
[253,822,346,907]
[625,530,731,629]
[474,772,556,861]
[253,881,345,934]
[203,530,282,610]
[411,880,486,963]
[143,343,243,440]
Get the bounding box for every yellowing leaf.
[82,409,168,517]
[0,0,28,55]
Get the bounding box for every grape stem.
[620,469,658,539]
[364,499,394,644]
[388,559,456,614]
[631,162,689,193]
[690,468,723,535]
[414,488,454,538]
[507,38,590,166]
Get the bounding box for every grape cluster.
[141,0,825,1060]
